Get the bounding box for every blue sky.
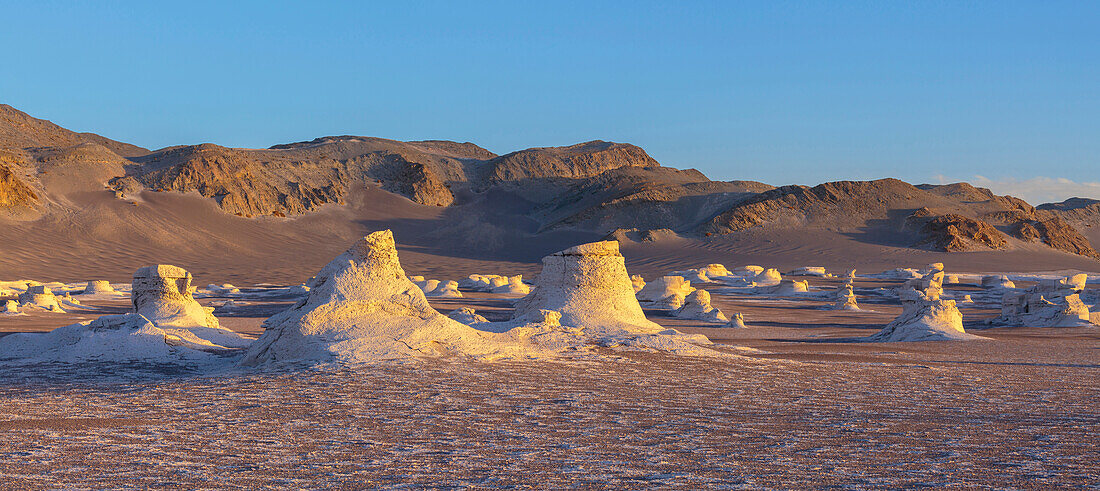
[2,1,1097,204]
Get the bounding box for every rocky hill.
[698,179,1099,259]
[1,104,1098,283]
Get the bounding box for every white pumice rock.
[83,280,116,294]
[789,266,827,277]
[867,289,978,342]
[636,276,696,310]
[427,280,463,298]
[447,307,489,325]
[700,264,731,279]
[832,283,860,311]
[241,230,536,365]
[511,241,716,354]
[981,275,1016,290]
[671,289,728,323]
[491,275,530,295]
[133,265,221,330]
[733,265,764,277]
[514,241,665,333]
[18,285,63,312]
[905,270,944,298]
[759,278,809,295]
[752,268,783,287]
[723,312,747,328]
[670,268,710,283]
[992,274,1093,327]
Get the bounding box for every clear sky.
[2,1,1097,204]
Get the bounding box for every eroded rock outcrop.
[513,241,665,333]
[671,289,728,323]
[867,288,975,342]
[981,275,1016,290]
[992,274,1094,327]
[724,312,748,328]
[17,285,62,312]
[132,265,220,329]
[832,283,860,311]
[447,307,489,325]
[1011,217,1100,259]
[83,280,116,295]
[0,162,38,211]
[241,230,518,365]
[909,211,1007,251]
[636,276,696,309]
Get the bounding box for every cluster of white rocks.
[458,274,530,295]
[992,274,1094,328]
[0,264,250,364]
[409,277,463,298]
[17,285,64,312]
[240,235,721,365]
[868,265,978,342]
[981,275,1016,290]
[636,276,696,309]
[831,282,860,311]
[671,290,728,323]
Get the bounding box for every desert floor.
[1,274,1097,487]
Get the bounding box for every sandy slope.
[3,181,1099,286]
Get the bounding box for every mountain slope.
[1,104,1098,284]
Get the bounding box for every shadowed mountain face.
[1,104,1098,283]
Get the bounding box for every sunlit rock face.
[995,274,1094,328]
[672,289,727,323]
[241,230,511,365]
[18,285,62,312]
[514,241,662,333]
[868,288,975,342]
[636,276,696,310]
[83,280,115,294]
[132,265,219,329]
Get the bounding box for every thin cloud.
[945,176,1100,205]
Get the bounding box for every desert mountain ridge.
[1,103,1098,283]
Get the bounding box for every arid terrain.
[2,105,1099,487]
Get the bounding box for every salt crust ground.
[0,350,1096,488]
[1,269,1098,486]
